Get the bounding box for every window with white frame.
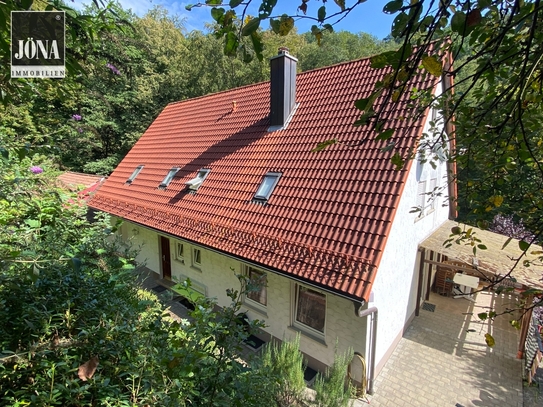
[244,267,267,312]
[429,178,437,210]
[192,247,202,269]
[293,285,326,338]
[416,180,427,215]
[175,242,184,263]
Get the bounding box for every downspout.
[357,305,378,395]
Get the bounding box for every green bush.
[312,349,354,407]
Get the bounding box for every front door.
[160,236,172,280]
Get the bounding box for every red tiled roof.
[58,172,105,191]
[90,57,438,301]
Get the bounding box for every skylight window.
[158,167,180,190]
[185,168,211,191]
[126,165,144,184]
[253,172,281,201]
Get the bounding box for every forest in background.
[1,2,395,175]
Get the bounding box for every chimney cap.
[278,47,290,55]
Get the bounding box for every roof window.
[158,167,180,190]
[126,165,144,184]
[253,172,281,202]
[185,168,211,191]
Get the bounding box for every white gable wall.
[368,104,450,374]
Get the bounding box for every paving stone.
[360,292,524,407]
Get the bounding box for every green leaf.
[224,31,238,55]
[518,240,530,251]
[353,109,376,126]
[421,55,442,77]
[323,23,334,33]
[391,152,405,170]
[275,14,294,36]
[334,0,346,11]
[229,0,244,6]
[370,51,397,69]
[477,244,487,250]
[496,286,514,295]
[250,31,264,61]
[25,219,40,228]
[211,7,225,22]
[311,139,337,152]
[501,236,513,250]
[383,0,403,14]
[185,4,194,10]
[391,12,409,37]
[376,128,394,142]
[478,312,487,320]
[241,17,260,36]
[20,0,33,9]
[451,11,467,34]
[259,0,278,18]
[521,288,543,296]
[206,0,222,4]
[318,6,326,23]
[354,97,370,111]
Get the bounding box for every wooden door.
[160,236,171,280]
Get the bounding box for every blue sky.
[71,1,396,39]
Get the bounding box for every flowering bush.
[106,62,121,75]
[29,165,43,174]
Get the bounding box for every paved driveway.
[358,291,523,407]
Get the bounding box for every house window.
[416,180,427,215]
[253,172,281,201]
[185,168,211,191]
[294,285,326,337]
[175,242,184,263]
[429,178,437,210]
[244,267,267,312]
[192,247,202,269]
[126,165,144,184]
[158,167,180,190]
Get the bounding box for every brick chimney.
[269,47,298,130]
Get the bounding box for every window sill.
[414,213,426,223]
[288,325,327,347]
[174,259,185,265]
[243,300,268,318]
[190,266,202,273]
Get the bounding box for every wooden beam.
[416,249,425,317]
[517,295,534,359]
[426,250,433,301]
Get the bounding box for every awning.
[420,220,543,290]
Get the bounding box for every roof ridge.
[166,52,382,108]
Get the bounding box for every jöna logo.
[11,11,65,78]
